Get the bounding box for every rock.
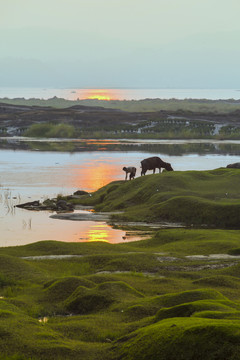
[226,162,240,169]
[56,200,68,209]
[16,198,74,212]
[73,190,89,196]
[56,200,74,211]
[16,200,40,209]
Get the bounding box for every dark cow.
[123,166,136,180]
[226,162,240,169]
[141,156,173,176]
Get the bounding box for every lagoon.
[1,138,240,247]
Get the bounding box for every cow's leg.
[125,172,128,180]
[159,167,162,173]
[153,168,156,174]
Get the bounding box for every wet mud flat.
[50,208,184,228]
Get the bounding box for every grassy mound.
[64,281,143,314]
[75,169,240,228]
[193,310,240,319]
[193,275,240,289]
[153,289,226,307]
[155,300,238,321]
[123,289,228,321]
[0,255,44,282]
[115,317,240,360]
[147,228,240,255]
[43,276,95,303]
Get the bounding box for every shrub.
[24,123,75,138]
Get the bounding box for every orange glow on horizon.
[80,89,120,101]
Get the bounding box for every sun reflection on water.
[69,160,121,192]
[86,223,112,242]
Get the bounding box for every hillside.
[1,169,240,358]
[73,168,240,228]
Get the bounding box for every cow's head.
[165,163,174,171]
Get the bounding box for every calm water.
[0,88,240,101]
[1,139,240,247]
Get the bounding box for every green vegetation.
[0,229,240,359]
[2,96,240,113]
[70,168,240,228]
[24,123,76,138]
[23,116,219,140]
[1,169,240,358]
[24,122,217,140]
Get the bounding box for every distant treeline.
[1,96,240,113]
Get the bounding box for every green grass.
[70,168,240,228]
[24,123,76,138]
[114,317,240,360]
[1,169,240,358]
[0,233,239,359]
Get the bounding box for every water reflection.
[3,138,240,157]
[84,223,124,243]
[0,203,131,246]
[70,159,121,191]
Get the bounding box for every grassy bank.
[70,168,240,228]
[0,229,240,359]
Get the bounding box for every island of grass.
[63,167,240,229]
[1,169,240,359]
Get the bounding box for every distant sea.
[0,88,240,101]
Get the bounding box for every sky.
[1,0,240,88]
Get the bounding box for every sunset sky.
[1,0,240,88]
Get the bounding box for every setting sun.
[81,89,120,101]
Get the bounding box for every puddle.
[157,256,180,262]
[160,263,237,272]
[22,255,84,260]
[96,271,165,277]
[185,254,240,260]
